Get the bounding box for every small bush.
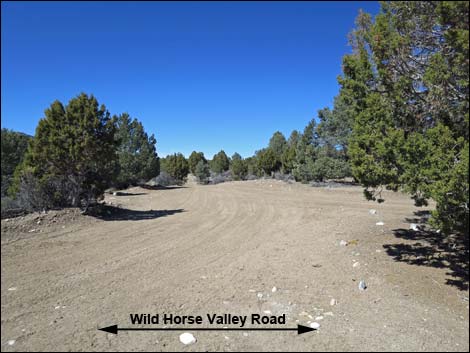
[152,172,177,186]
[209,170,232,185]
[273,172,295,182]
[245,174,259,181]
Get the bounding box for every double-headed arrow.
[99,324,316,335]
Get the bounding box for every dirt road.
[1,180,468,351]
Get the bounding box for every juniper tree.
[162,153,189,183]
[11,93,118,209]
[211,150,230,173]
[114,113,159,188]
[230,152,248,180]
[188,151,206,175]
[1,129,32,196]
[194,159,210,184]
[343,1,469,236]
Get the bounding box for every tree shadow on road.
[139,185,186,191]
[111,192,148,196]
[89,205,185,221]
[383,211,469,290]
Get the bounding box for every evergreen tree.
[230,152,248,180]
[211,150,230,173]
[268,131,287,163]
[188,151,206,175]
[256,148,278,176]
[344,2,469,236]
[194,160,210,184]
[161,153,189,183]
[11,93,118,209]
[1,129,32,196]
[114,113,159,188]
[292,119,318,182]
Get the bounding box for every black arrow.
[99,324,316,335]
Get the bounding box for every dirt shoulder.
[1,181,468,351]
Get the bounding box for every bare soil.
[1,180,468,351]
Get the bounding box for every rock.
[409,223,419,231]
[330,298,337,306]
[179,333,196,345]
[315,316,324,321]
[339,240,348,246]
[358,280,367,291]
[375,221,384,226]
[263,310,272,314]
[257,293,263,299]
[243,332,249,337]
[8,287,17,291]
[353,262,360,268]
[7,340,15,346]
[310,322,320,329]
[324,311,334,316]
[369,209,377,215]
[271,286,277,293]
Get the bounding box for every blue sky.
[1,1,379,158]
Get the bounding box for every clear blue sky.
[1,1,379,158]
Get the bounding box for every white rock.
[324,311,334,316]
[179,333,196,345]
[263,310,272,314]
[375,221,384,226]
[315,316,324,321]
[8,287,17,291]
[358,280,367,291]
[353,262,360,268]
[339,240,348,246]
[369,209,377,215]
[243,332,249,337]
[310,322,320,329]
[7,340,15,346]
[330,298,337,306]
[257,293,263,299]
[409,223,419,231]
[271,286,277,293]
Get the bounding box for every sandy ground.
[1,180,469,351]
